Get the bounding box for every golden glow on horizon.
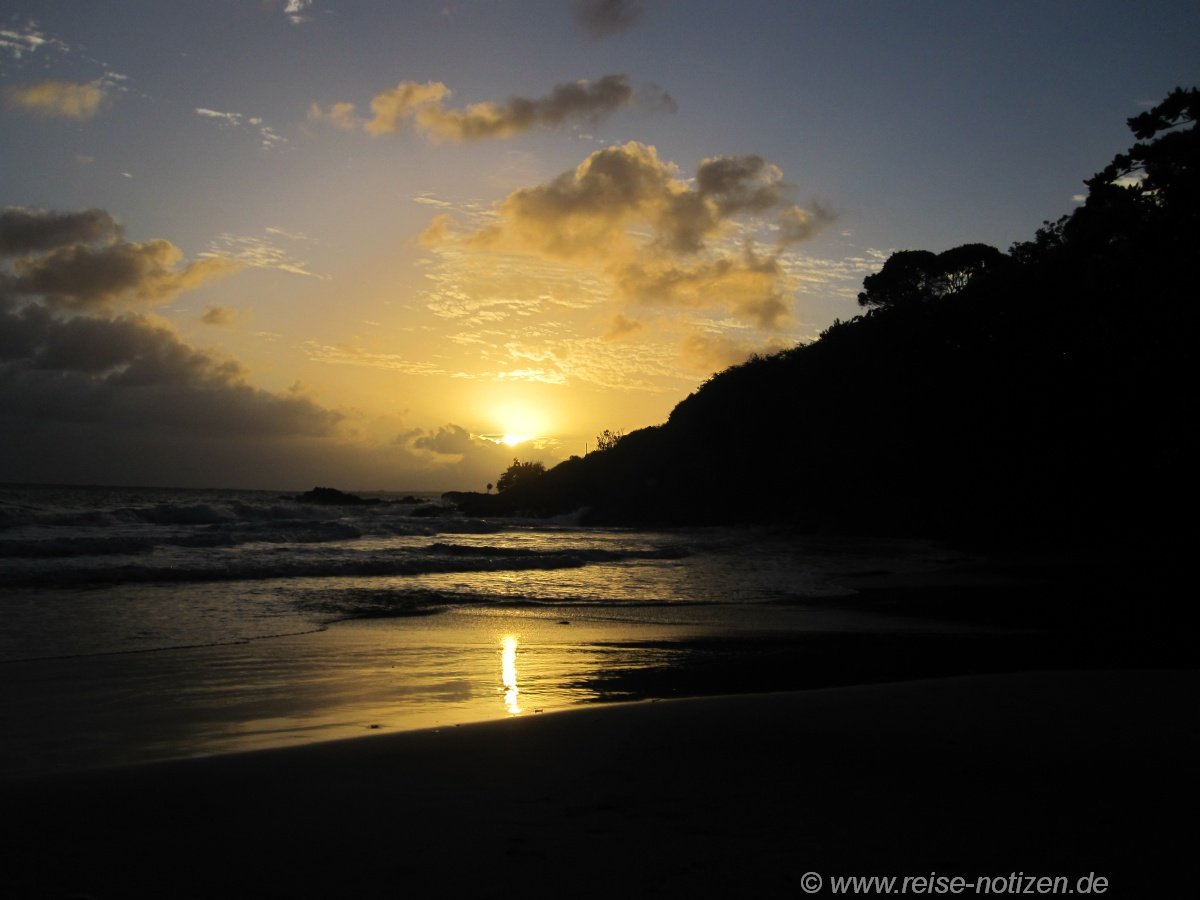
[494,403,548,443]
[500,634,521,715]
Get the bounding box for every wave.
[0,520,366,559]
[424,541,690,562]
[293,585,705,622]
[1,540,691,588]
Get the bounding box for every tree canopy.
[857,243,1008,309]
[496,458,546,493]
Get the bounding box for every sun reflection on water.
[500,634,521,715]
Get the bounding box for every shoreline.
[4,668,1196,897]
[4,549,1196,780]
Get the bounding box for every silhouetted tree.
[486,482,493,494]
[858,244,1006,308]
[857,250,939,308]
[596,428,624,451]
[932,243,1008,294]
[496,459,546,493]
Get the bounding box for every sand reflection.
[500,634,521,715]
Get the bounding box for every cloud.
[1,208,121,256]
[397,423,548,487]
[0,22,67,60]
[5,80,106,120]
[311,74,669,143]
[200,230,324,278]
[412,423,480,456]
[0,299,338,440]
[300,342,445,375]
[0,209,361,488]
[603,313,644,341]
[362,81,452,136]
[448,332,689,391]
[467,141,695,258]
[195,107,286,148]
[307,100,360,131]
[412,193,452,208]
[776,202,837,245]
[200,305,237,327]
[8,239,241,312]
[2,208,240,312]
[284,0,314,25]
[573,0,647,38]
[419,233,611,323]
[679,332,792,374]
[696,155,789,215]
[617,249,792,328]
[435,142,834,328]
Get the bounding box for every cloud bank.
[0,207,364,486]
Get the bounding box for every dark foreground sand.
[3,669,1196,899]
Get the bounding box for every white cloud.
[200,230,324,278]
[285,0,315,25]
[194,107,287,148]
[0,22,66,60]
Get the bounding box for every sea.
[0,483,962,774]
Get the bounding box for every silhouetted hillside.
[450,88,1199,540]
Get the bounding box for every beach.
[3,485,1197,897]
[4,669,1196,898]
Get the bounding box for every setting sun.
[501,434,530,447]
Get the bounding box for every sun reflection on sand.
[500,634,521,715]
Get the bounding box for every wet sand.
[3,669,1196,898]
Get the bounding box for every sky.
[2,0,1197,491]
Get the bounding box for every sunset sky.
[2,0,1197,491]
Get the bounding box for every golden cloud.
[679,332,793,374]
[5,80,105,120]
[312,74,667,143]
[431,142,833,329]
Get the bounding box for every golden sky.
[1,1,1196,490]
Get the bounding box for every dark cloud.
[413,423,479,455]
[201,305,237,326]
[634,82,678,115]
[8,238,239,311]
[696,155,790,215]
[0,207,120,256]
[777,202,837,245]
[399,423,539,489]
[573,0,647,38]
[0,208,352,488]
[0,297,339,437]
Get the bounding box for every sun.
[491,402,546,446]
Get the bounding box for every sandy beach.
[4,668,1195,898]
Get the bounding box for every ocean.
[0,483,962,774]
